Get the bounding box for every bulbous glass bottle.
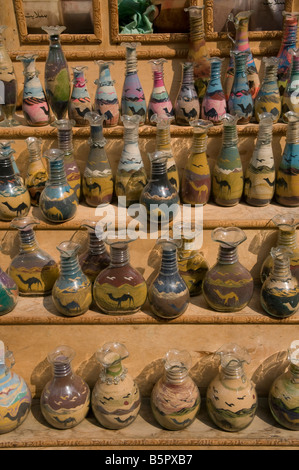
[202,227,254,312]
[227,51,254,124]
[91,342,141,429]
[201,57,227,124]
[254,57,281,123]
[148,240,190,320]
[181,119,212,205]
[0,149,31,221]
[42,25,71,120]
[93,239,147,315]
[151,349,200,430]
[244,112,275,206]
[0,257,18,315]
[121,43,146,125]
[282,48,299,119]
[174,62,200,126]
[94,60,119,127]
[0,26,18,128]
[115,114,147,207]
[16,53,51,126]
[261,247,299,319]
[148,58,174,121]
[68,66,91,127]
[82,111,113,207]
[212,114,243,207]
[269,339,299,430]
[0,140,21,182]
[277,11,299,97]
[78,220,111,284]
[275,111,299,206]
[0,340,31,434]
[25,136,48,206]
[206,343,257,432]
[39,148,77,223]
[9,216,59,296]
[52,240,92,316]
[139,151,180,223]
[40,345,90,429]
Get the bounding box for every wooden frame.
[13,0,102,44]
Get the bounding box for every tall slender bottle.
[201,57,227,124]
[0,26,18,127]
[277,11,299,97]
[148,59,174,121]
[255,57,281,123]
[25,136,48,206]
[227,51,254,124]
[121,43,146,124]
[282,49,299,118]
[174,62,200,125]
[94,60,119,127]
[68,66,91,126]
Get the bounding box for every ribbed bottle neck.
[125,47,138,74]
[256,121,273,146]
[221,362,245,379]
[0,156,15,177]
[286,121,299,144]
[182,64,194,86]
[277,229,297,250]
[210,61,222,82]
[263,63,279,83]
[52,359,72,378]
[89,125,105,147]
[281,19,298,47]
[271,254,292,281]
[160,247,179,275]
[18,228,38,252]
[234,54,248,75]
[189,14,205,41]
[291,55,299,74]
[217,245,238,264]
[110,245,130,267]
[152,69,165,88]
[48,159,68,185]
[123,126,139,145]
[223,125,238,147]
[151,160,168,179]
[60,254,81,277]
[57,127,73,155]
[192,132,208,154]
[88,233,107,255]
[156,127,171,150]
[165,365,188,384]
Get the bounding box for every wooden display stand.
[0,0,299,450]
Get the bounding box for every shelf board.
[0,398,297,450]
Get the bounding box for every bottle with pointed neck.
[202,227,254,312]
[254,57,281,123]
[78,220,111,284]
[93,239,147,315]
[202,57,227,124]
[244,112,275,207]
[206,343,257,432]
[148,58,174,121]
[94,60,119,127]
[151,349,200,430]
[260,213,299,284]
[282,48,299,119]
[261,247,299,319]
[0,26,18,128]
[175,62,200,125]
[151,112,179,190]
[184,6,210,103]
[139,151,180,224]
[91,342,141,429]
[224,10,260,101]
[83,111,113,207]
[39,148,77,223]
[0,149,30,221]
[25,136,48,206]
[0,240,18,315]
[52,240,92,316]
[68,66,91,127]
[40,345,90,429]
[9,216,59,296]
[115,114,147,206]
[0,140,22,182]
[148,240,190,320]
[42,25,71,120]
[277,11,299,96]
[0,340,32,434]
[181,119,212,205]
[16,53,50,126]
[227,51,253,124]
[275,111,299,206]
[121,43,146,124]
[269,339,299,430]
[52,118,81,201]
[212,114,243,206]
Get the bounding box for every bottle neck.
[223,125,238,147]
[291,55,299,75]
[73,72,86,87]
[60,253,82,277]
[89,125,105,147]
[277,229,297,250]
[165,365,188,384]
[160,247,179,276]
[123,126,139,145]
[182,64,194,86]
[210,61,222,82]
[290,363,299,383]
[281,18,298,48]
[263,63,279,83]
[234,53,248,75]
[192,132,208,154]
[98,65,113,85]
[152,69,165,88]
[18,228,38,253]
[189,13,205,41]
[110,244,130,267]
[49,35,62,50]
[125,47,138,74]
[286,121,299,144]
[256,121,273,146]
[28,146,42,163]
[57,127,73,156]
[271,254,292,281]
[221,361,245,380]
[0,156,15,177]
[48,159,68,185]
[234,19,250,48]
[52,359,72,378]
[88,232,107,255]
[156,127,171,151]
[151,160,168,179]
[217,245,238,264]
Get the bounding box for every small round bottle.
[92,342,141,429]
[0,340,32,434]
[94,60,120,127]
[40,345,90,429]
[25,136,48,206]
[174,62,200,125]
[268,339,299,430]
[68,65,92,126]
[151,349,200,430]
[206,343,257,432]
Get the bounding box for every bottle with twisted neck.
[202,57,226,124]
[277,11,299,96]
[94,60,119,127]
[254,57,281,123]
[148,58,174,121]
[25,136,48,206]
[174,62,200,125]
[282,48,299,118]
[68,66,91,126]
[121,43,146,124]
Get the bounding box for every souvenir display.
[40,345,90,429]
[277,11,299,97]
[94,60,120,127]
[282,49,299,118]
[68,66,92,127]
[148,58,174,121]
[92,342,140,429]
[25,137,48,206]
[0,26,18,127]
[254,57,281,123]
[174,62,200,126]
[201,57,226,124]
[227,51,254,124]
[151,349,200,430]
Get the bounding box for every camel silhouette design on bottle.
[107,292,134,308]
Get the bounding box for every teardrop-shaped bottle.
[52,240,92,316]
[0,340,32,434]
[91,342,141,429]
[0,239,18,315]
[254,57,281,123]
[9,216,59,296]
[202,227,254,312]
[121,43,146,124]
[201,57,227,124]
[206,343,257,431]
[40,345,90,429]
[181,119,212,205]
[174,62,200,125]
[68,66,91,126]
[42,25,71,120]
[282,48,299,119]
[269,340,299,430]
[151,349,200,430]
[0,26,18,128]
[227,51,254,124]
[94,60,120,127]
[25,136,48,206]
[82,111,113,207]
[148,58,174,121]
[244,112,275,206]
[277,11,299,97]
